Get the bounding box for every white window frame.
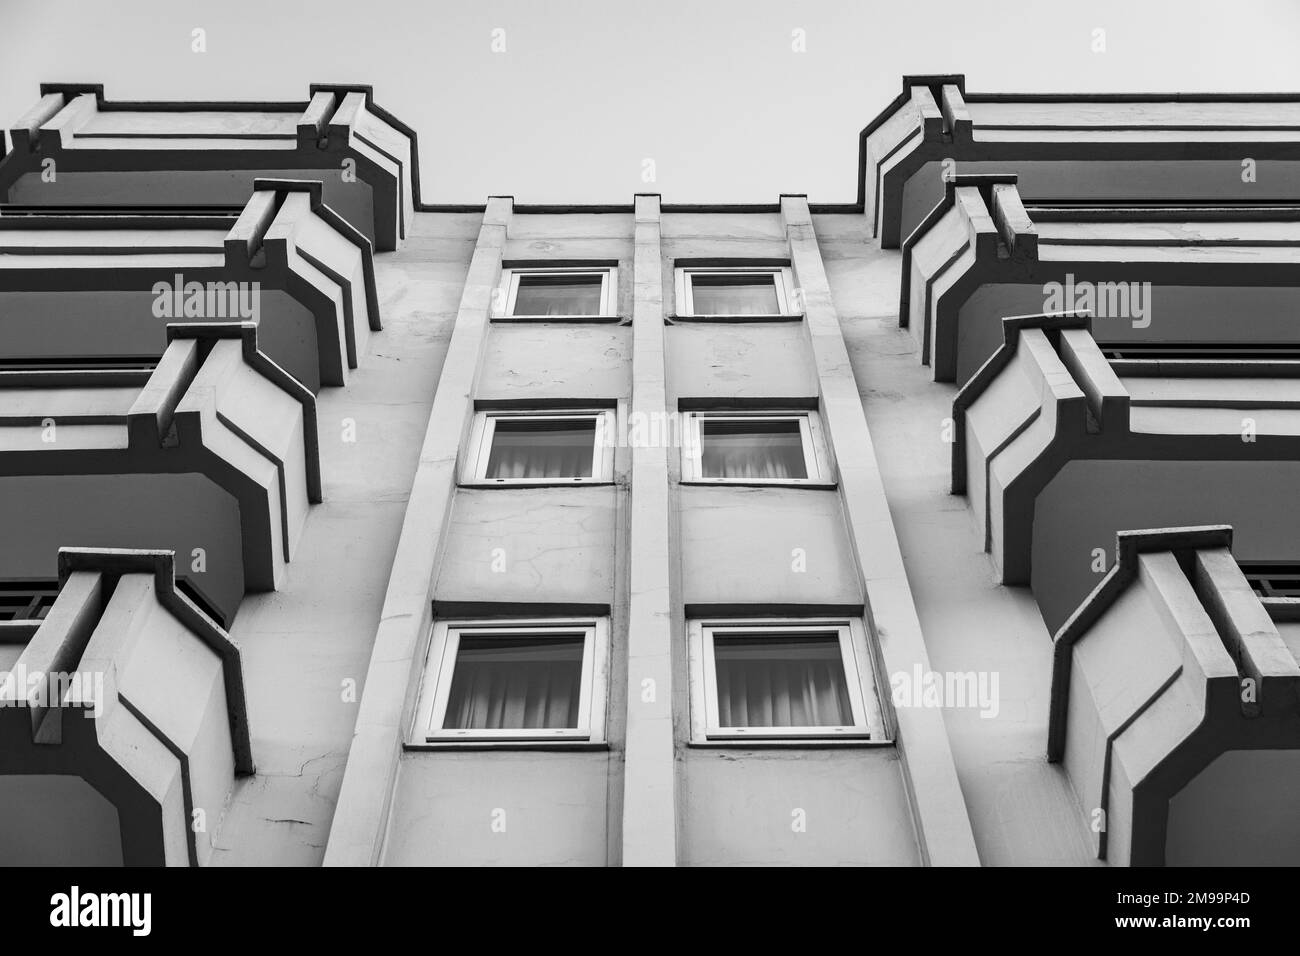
[688,618,885,743]
[496,266,618,319]
[464,409,616,485]
[414,618,609,743]
[674,266,796,317]
[680,409,831,485]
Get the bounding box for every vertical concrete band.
[781,195,980,866]
[620,194,679,866]
[324,197,512,866]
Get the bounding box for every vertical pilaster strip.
[323,196,513,867]
[621,194,678,866]
[781,195,980,866]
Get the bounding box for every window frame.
[687,617,885,743]
[496,266,618,320]
[463,408,616,485]
[679,409,831,485]
[674,266,797,318]
[414,618,609,744]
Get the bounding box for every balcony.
[0,321,321,626]
[0,179,378,392]
[901,175,1300,383]
[953,311,1300,633]
[1047,527,1300,866]
[864,74,1300,248]
[0,83,415,251]
[0,548,253,866]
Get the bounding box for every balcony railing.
[1048,526,1300,866]
[0,580,58,622]
[0,179,379,392]
[862,74,1300,248]
[952,310,1300,632]
[900,174,1300,383]
[0,548,253,866]
[0,320,321,625]
[0,83,416,251]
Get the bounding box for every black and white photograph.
[0,0,1294,936]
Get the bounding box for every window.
[681,410,830,484]
[675,266,796,318]
[414,619,609,743]
[497,267,617,319]
[465,410,615,484]
[0,580,59,622]
[688,619,884,742]
[1240,562,1300,599]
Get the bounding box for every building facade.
[0,76,1298,866]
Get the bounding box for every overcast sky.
[3,0,1300,204]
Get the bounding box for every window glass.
[700,419,806,480]
[485,418,596,480]
[713,632,853,728]
[691,273,780,315]
[443,634,585,730]
[513,273,604,316]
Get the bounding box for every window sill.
[668,313,804,324]
[404,740,610,753]
[680,479,837,490]
[491,314,626,324]
[687,738,894,750]
[458,480,617,489]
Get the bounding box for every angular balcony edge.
[0,320,321,625]
[0,547,252,866]
[0,83,415,251]
[953,310,1300,632]
[0,179,379,392]
[1046,526,1300,866]
[901,175,1300,383]
[863,74,1300,249]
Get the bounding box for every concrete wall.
[336,204,955,868]
[900,159,1300,254]
[384,209,632,867]
[14,80,1299,868]
[824,216,1097,866]
[435,487,618,605]
[678,748,920,865]
[656,207,955,865]
[956,282,1300,386]
[678,485,860,606]
[1166,749,1300,866]
[0,289,321,393]
[0,474,244,620]
[666,322,817,400]
[112,575,235,867]
[384,751,611,865]
[1032,460,1300,633]
[206,341,312,559]
[210,210,478,865]
[477,324,630,402]
[8,169,376,251]
[0,774,124,866]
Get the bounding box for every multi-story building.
[1,75,1298,867]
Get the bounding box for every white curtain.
[514,278,602,316]
[715,636,852,727]
[701,425,806,480]
[444,637,583,730]
[486,422,595,479]
[692,279,779,316]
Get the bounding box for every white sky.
[3,0,1300,204]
